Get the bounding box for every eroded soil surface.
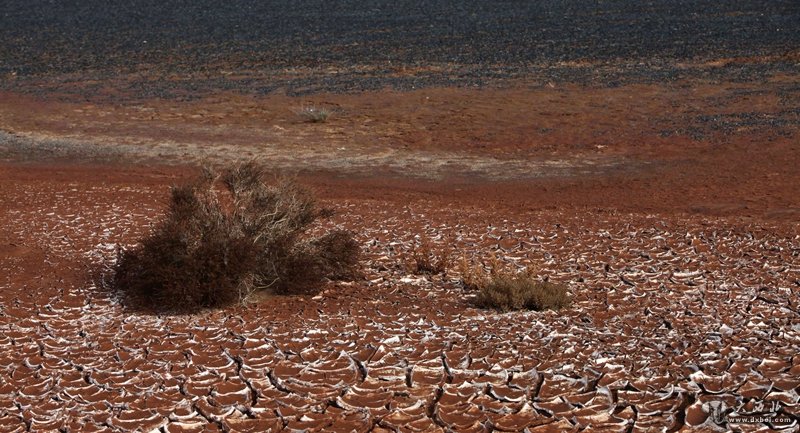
[0,162,799,433]
[1,75,800,432]
[1,77,800,432]
[2,75,800,218]
[2,1,800,431]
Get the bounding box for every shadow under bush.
[112,162,360,313]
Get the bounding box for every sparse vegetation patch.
[458,255,570,312]
[296,105,332,123]
[409,240,451,275]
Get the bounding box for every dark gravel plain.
[1,0,799,97]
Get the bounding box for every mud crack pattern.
[0,174,799,432]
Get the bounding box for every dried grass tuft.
[457,253,570,312]
[410,240,452,275]
[295,105,332,123]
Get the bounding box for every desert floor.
[2,1,800,432]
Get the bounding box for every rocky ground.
[2,0,800,97]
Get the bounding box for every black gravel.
[1,0,799,97]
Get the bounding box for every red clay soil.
[0,78,799,432]
[2,75,799,159]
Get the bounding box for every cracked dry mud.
[1,166,798,433]
[2,0,800,430]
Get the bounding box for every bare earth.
[2,2,800,428]
[1,68,799,433]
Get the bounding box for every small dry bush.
[113,162,360,313]
[458,255,570,312]
[410,240,451,275]
[296,105,332,123]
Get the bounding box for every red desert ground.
[1,1,799,432]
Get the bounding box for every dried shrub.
[474,273,570,312]
[456,255,485,289]
[113,162,360,312]
[458,254,569,312]
[410,240,451,275]
[295,105,332,123]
